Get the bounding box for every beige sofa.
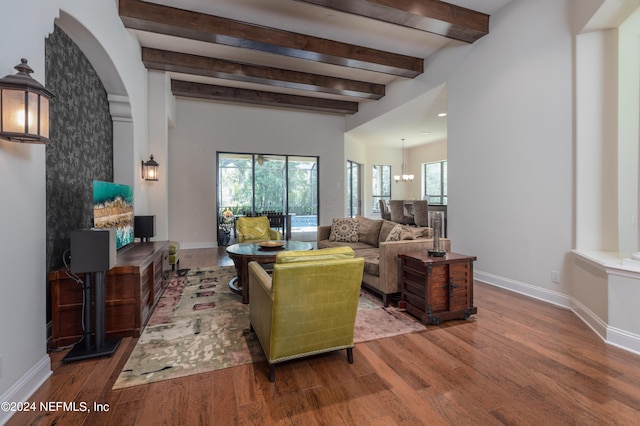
[317,216,450,306]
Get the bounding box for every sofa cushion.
[237,216,271,241]
[277,246,354,264]
[386,224,403,241]
[318,240,373,251]
[378,220,398,243]
[356,248,380,276]
[329,217,359,242]
[356,215,383,246]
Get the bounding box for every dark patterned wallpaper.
[45,25,113,272]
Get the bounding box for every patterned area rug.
[112,265,425,389]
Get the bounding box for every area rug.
[112,265,426,389]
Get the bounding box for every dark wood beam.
[143,48,384,100]
[171,80,359,115]
[119,0,422,78]
[295,0,489,43]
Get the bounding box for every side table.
[398,251,477,325]
[226,240,314,304]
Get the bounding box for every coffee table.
[226,240,314,304]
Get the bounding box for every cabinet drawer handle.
[442,277,458,300]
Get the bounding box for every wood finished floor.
[8,248,640,425]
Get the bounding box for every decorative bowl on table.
[258,241,286,250]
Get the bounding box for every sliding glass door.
[217,152,318,243]
[254,154,286,212]
[287,156,318,232]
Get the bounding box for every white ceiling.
[132,0,515,147]
[347,84,450,148]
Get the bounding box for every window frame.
[371,164,391,214]
[423,160,447,205]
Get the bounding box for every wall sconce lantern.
[141,155,159,181]
[393,138,414,183]
[0,59,55,144]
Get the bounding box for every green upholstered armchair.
[248,246,365,381]
[236,216,282,243]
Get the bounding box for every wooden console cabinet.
[398,251,477,325]
[48,241,169,350]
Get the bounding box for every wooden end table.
[226,240,314,304]
[398,251,477,325]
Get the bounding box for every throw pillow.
[385,224,403,241]
[329,217,359,242]
[379,220,397,243]
[356,215,383,246]
[400,226,416,240]
[413,227,434,239]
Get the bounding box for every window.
[217,152,319,241]
[423,160,447,205]
[346,160,361,217]
[372,164,391,213]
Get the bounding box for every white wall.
[147,71,173,240]
[167,99,347,247]
[572,3,640,354]
[0,3,52,410]
[0,0,148,419]
[575,29,620,252]
[618,17,640,254]
[448,0,574,294]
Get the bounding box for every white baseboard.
[474,270,573,308]
[0,356,51,426]
[180,242,217,250]
[474,270,640,356]
[607,326,640,356]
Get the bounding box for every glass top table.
[226,240,314,304]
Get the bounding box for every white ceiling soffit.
[347,84,449,148]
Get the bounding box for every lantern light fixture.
[141,155,159,181]
[393,138,414,183]
[0,58,55,144]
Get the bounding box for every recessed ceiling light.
[438,112,447,117]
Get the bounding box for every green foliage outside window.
[217,153,318,220]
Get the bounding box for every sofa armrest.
[317,225,331,242]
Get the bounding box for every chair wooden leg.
[269,364,276,382]
[347,347,353,364]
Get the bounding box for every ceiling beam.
[119,0,423,78]
[294,0,490,43]
[171,80,359,115]
[143,48,385,100]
